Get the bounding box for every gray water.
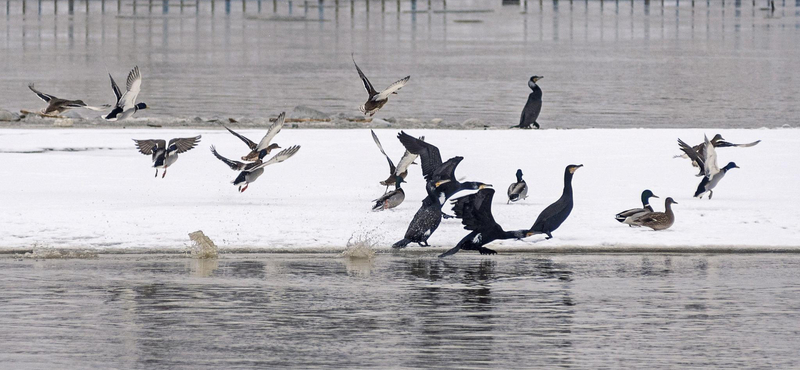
[2,253,800,369]
[2,0,799,128]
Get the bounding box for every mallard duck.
[631,197,678,230]
[28,83,107,116]
[133,136,201,178]
[678,135,740,199]
[615,189,659,226]
[439,188,528,257]
[510,76,542,129]
[223,112,285,161]
[105,66,148,121]
[210,145,300,192]
[372,175,405,211]
[675,134,759,176]
[370,130,418,192]
[353,55,410,116]
[526,164,582,240]
[507,169,528,204]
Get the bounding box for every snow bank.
[0,128,798,253]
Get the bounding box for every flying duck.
[28,83,107,116]
[439,188,528,257]
[615,189,659,226]
[392,132,490,249]
[223,112,285,161]
[526,164,582,240]
[133,136,201,178]
[630,197,678,231]
[678,135,740,199]
[371,129,419,192]
[372,175,406,211]
[105,66,148,121]
[353,55,410,117]
[211,145,300,192]
[511,75,543,129]
[675,134,759,175]
[507,169,528,204]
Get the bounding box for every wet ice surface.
[2,0,800,128]
[1,253,800,369]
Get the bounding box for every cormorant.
[526,164,582,239]
[615,189,659,226]
[210,145,301,192]
[678,135,739,199]
[28,84,108,116]
[440,188,528,257]
[133,136,201,178]
[511,75,543,129]
[105,66,149,121]
[222,112,285,161]
[372,175,406,211]
[371,130,419,192]
[630,197,678,231]
[507,169,528,204]
[353,55,410,116]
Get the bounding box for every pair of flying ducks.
[29,66,147,121]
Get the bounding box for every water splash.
[188,230,218,259]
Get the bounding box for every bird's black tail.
[392,239,411,249]
[439,245,461,258]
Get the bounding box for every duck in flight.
[372,175,406,211]
[211,145,301,192]
[674,134,759,175]
[223,112,285,162]
[371,130,418,193]
[678,135,739,199]
[105,66,148,121]
[133,136,201,178]
[353,55,410,117]
[526,164,582,240]
[28,83,108,116]
[440,188,528,257]
[511,75,543,129]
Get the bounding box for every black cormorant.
[526,164,582,239]
[678,136,739,199]
[615,189,659,226]
[511,75,543,129]
[133,136,202,178]
[222,112,285,162]
[507,169,528,204]
[353,55,410,116]
[440,188,528,257]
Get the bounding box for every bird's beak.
[735,165,740,168]
[569,164,584,174]
[652,195,660,198]
[479,184,492,189]
[434,180,451,187]
[673,200,679,205]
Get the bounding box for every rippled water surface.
[2,253,800,369]
[1,0,799,127]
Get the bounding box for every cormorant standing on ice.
[527,164,582,239]
[511,75,543,129]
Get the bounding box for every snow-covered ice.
[0,128,798,253]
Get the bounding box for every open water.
[1,0,799,127]
[1,253,799,369]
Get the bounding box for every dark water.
[2,253,800,369]
[1,0,799,127]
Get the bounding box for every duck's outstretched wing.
[133,139,166,155]
[119,66,142,111]
[397,131,442,181]
[715,139,762,148]
[703,134,719,176]
[28,83,57,102]
[255,112,285,152]
[251,145,301,171]
[375,76,410,101]
[108,73,122,103]
[678,138,706,177]
[352,55,377,98]
[371,130,397,174]
[223,125,257,150]
[168,136,201,154]
[211,145,247,171]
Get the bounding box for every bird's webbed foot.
[441,212,455,219]
[545,232,553,240]
[478,247,497,255]
[709,190,713,200]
